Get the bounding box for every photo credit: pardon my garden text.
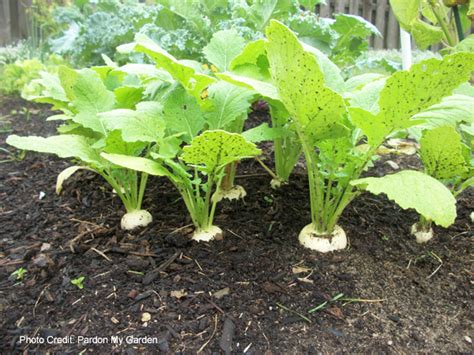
[19,335,160,346]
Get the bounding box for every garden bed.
[0,97,472,353]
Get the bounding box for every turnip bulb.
[121,210,152,230]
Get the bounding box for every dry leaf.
[213,287,230,299]
[292,266,311,274]
[170,289,187,299]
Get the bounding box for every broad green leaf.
[204,81,254,130]
[242,123,287,143]
[376,53,474,139]
[132,34,216,99]
[163,85,205,142]
[420,126,468,180]
[349,107,387,146]
[114,86,144,109]
[265,20,347,141]
[389,0,421,30]
[102,130,145,156]
[202,29,246,72]
[352,170,456,227]
[6,135,101,164]
[217,72,280,101]
[182,130,261,172]
[230,39,268,71]
[301,42,345,93]
[344,73,386,93]
[59,68,116,134]
[56,166,94,194]
[411,19,445,50]
[348,78,387,114]
[100,102,165,143]
[101,154,170,177]
[413,95,474,127]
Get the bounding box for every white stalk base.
[298,224,347,252]
[411,223,433,244]
[270,178,287,190]
[214,185,246,202]
[470,212,474,223]
[192,226,223,242]
[121,210,152,230]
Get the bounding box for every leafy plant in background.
[103,130,260,242]
[260,20,473,252]
[390,0,473,51]
[47,0,379,68]
[0,55,66,95]
[6,65,171,230]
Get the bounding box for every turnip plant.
[103,130,260,242]
[260,20,473,252]
[7,66,169,230]
[411,125,473,242]
[120,34,257,201]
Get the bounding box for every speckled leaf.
[352,170,456,227]
[182,130,261,172]
[420,126,468,180]
[265,20,347,141]
[378,53,474,134]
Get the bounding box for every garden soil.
[0,97,472,353]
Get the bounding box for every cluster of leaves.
[7,46,260,236]
[0,55,66,95]
[219,20,474,240]
[390,0,473,50]
[47,0,379,67]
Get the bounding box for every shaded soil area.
[0,97,473,353]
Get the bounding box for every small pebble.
[141,312,151,322]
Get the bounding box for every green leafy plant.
[254,20,473,252]
[11,267,27,281]
[7,65,169,230]
[71,276,85,289]
[103,130,260,241]
[46,0,377,67]
[409,125,473,242]
[389,0,473,50]
[121,34,258,200]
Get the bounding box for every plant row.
[6,21,474,252]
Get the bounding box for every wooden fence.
[0,0,418,49]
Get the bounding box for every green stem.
[452,5,465,41]
[429,0,457,46]
[255,156,279,180]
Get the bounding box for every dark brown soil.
[0,96,473,353]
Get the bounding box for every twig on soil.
[427,251,443,279]
[69,226,106,252]
[167,224,193,235]
[276,303,311,323]
[226,229,245,240]
[33,284,50,317]
[90,247,112,262]
[197,314,218,353]
[0,259,24,267]
[107,247,159,258]
[203,296,226,315]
